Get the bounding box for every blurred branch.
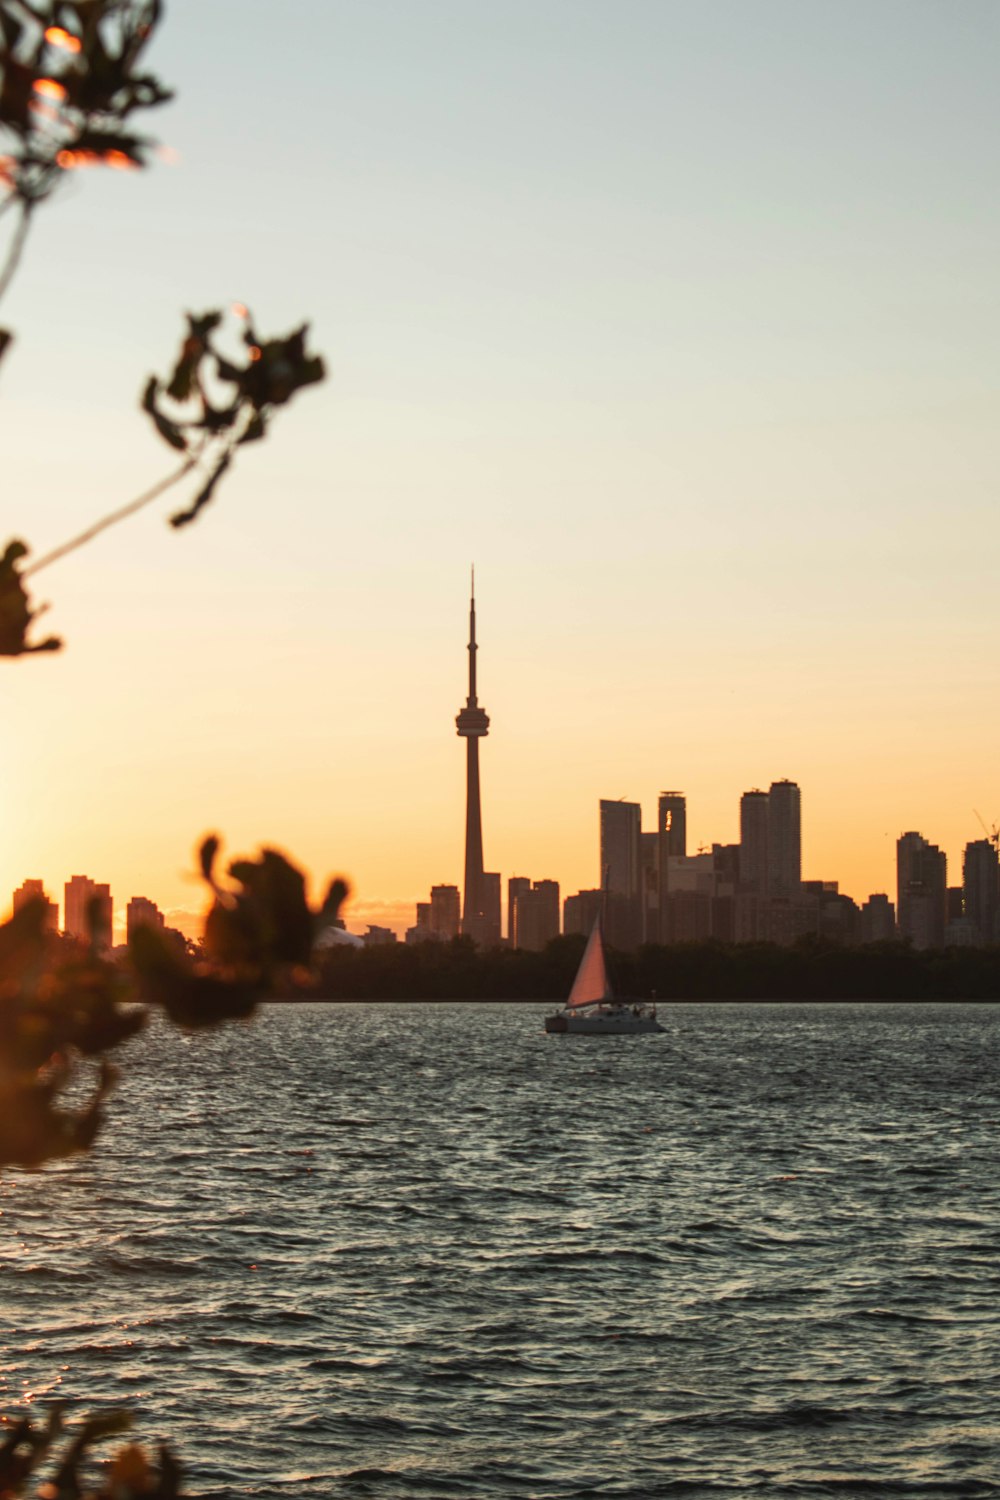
[0,195,30,301]
[22,455,196,577]
[4,308,325,651]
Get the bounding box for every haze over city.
[2,1,998,940]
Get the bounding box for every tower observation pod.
[456,572,491,943]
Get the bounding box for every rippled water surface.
[3,1002,1000,1498]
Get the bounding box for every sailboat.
[544,916,664,1035]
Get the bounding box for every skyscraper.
[63,875,112,949]
[600,799,641,897]
[600,798,642,949]
[12,879,58,932]
[860,893,896,943]
[657,792,687,862]
[563,888,602,936]
[897,832,947,950]
[963,839,998,944]
[656,791,687,939]
[430,884,461,939]
[481,871,502,948]
[126,896,164,943]
[507,876,531,944]
[511,879,561,951]
[455,574,491,945]
[768,779,802,894]
[739,790,769,891]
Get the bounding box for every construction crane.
[973,810,1000,852]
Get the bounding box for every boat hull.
[545,1005,664,1036]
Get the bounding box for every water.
[3,1002,1000,1499]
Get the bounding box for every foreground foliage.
[0,837,347,1170]
[0,840,347,1493]
[0,1407,181,1500]
[1,5,332,1489]
[1,3,326,654]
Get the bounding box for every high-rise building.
[600,799,641,896]
[963,840,999,944]
[12,879,59,932]
[564,888,602,937]
[860,893,896,943]
[455,573,492,945]
[126,896,164,942]
[896,832,947,950]
[657,791,687,874]
[481,872,502,948]
[656,791,686,937]
[507,876,531,944]
[63,875,112,948]
[406,902,435,945]
[710,844,740,943]
[532,880,560,943]
[512,879,560,951]
[658,791,687,852]
[600,798,642,950]
[739,790,769,892]
[661,852,715,943]
[640,831,659,943]
[429,884,461,939]
[768,779,801,894]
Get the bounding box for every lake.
[2,1002,999,1498]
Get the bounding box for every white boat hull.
[545,1004,664,1036]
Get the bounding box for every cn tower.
[455,570,490,942]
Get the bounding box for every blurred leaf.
[0,1058,118,1169]
[199,834,220,885]
[0,539,62,655]
[141,376,188,451]
[70,126,150,165]
[318,877,349,930]
[143,308,325,526]
[169,450,230,528]
[128,922,258,1029]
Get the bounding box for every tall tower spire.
[456,568,490,943]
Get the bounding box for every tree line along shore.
[301,935,1000,1002]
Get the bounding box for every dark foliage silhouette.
[310,934,1000,1003]
[1,3,335,1491]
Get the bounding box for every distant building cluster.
[404,781,1000,953]
[592,792,1000,951]
[9,878,185,953]
[16,589,1000,960]
[401,586,1000,954]
[591,783,899,950]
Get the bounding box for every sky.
[2,0,999,936]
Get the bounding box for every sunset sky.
[2,0,998,936]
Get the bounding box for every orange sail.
[565,918,613,1008]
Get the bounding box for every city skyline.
[9,579,1000,943]
[15,814,1000,952]
[3,2,998,941]
[10,572,1000,941]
